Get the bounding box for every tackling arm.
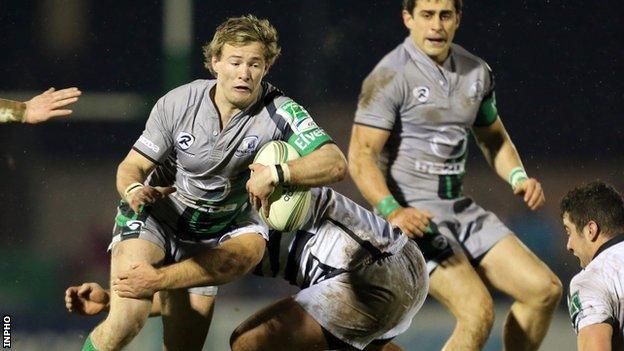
[113,233,266,298]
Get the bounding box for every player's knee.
[528,275,563,308]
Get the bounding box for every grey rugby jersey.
[254,187,408,288]
[354,37,497,201]
[568,236,624,349]
[133,79,333,237]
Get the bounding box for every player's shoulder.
[369,41,411,80]
[570,263,610,295]
[160,79,214,105]
[451,44,493,73]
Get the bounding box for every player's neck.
[211,87,244,129]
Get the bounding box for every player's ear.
[587,220,600,242]
[402,9,414,30]
[211,56,220,75]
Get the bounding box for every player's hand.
[246,163,277,217]
[126,186,176,213]
[65,282,110,316]
[513,178,545,211]
[112,261,163,299]
[387,207,433,238]
[23,87,81,124]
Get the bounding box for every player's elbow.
[332,155,348,182]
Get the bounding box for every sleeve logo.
[568,291,582,328]
[277,100,318,133]
[138,135,160,153]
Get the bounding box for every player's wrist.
[507,167,528,190]
[377,194,401,219]
[269,164,291,185]
[0,99,26,123]
[124,182,144,201]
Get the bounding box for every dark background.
[0,0,622,348]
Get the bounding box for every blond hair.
[203,14,281,76]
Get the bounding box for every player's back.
[255,187,408,288]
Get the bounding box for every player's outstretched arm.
[23,87,81,124]
[349,124,432,237]
[577,323,612,351]
[112,233,266,299]
[65,282,162,317]
[472,117,545,210]
[1,87,81,124]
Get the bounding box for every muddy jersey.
[354,37,498,202]
[568,236,624,349]
[133,79,333,237]
[254,187,409,288]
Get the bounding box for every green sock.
[81,334,98,351]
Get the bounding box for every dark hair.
[402,0,463,14]
[560,181,624,236]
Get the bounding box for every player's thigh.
[477,235,561,304]
[429,251,493,320]
[230,297,328,351]
[107,239,165,330]
[160,289,215,351]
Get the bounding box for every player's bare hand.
[513,178,545,211]
[387,207,433,238]
[127,186,176,213]
[23,87,81,124]
[112,261,163,299]
[65,282,109,316]
[247,163,277,217]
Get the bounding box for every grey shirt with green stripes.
[133,79,333,238]
[354,37,498,201]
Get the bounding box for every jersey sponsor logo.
[178,175,232,203]
[413,86,430,103]
[430,126,468,158]
[293,129,328,151]
[235,135,259,158]
[414,160,465,175]
[138,135,160,153]
[568,291,582,328]
[176,132,195,150]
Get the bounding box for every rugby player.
[0,87,81,124]
[81,15,346,351]
[68,187,428,351]
[561,181,624,350]
[348,1,562,349]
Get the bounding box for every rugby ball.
[253,141,311,232]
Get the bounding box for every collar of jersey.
[593,234,624,261]
[402,36,455,73]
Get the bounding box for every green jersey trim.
[276,99,333,156]
[474,92,498,127]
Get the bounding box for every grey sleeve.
[132,95,174,164]
[354,68,404,131]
